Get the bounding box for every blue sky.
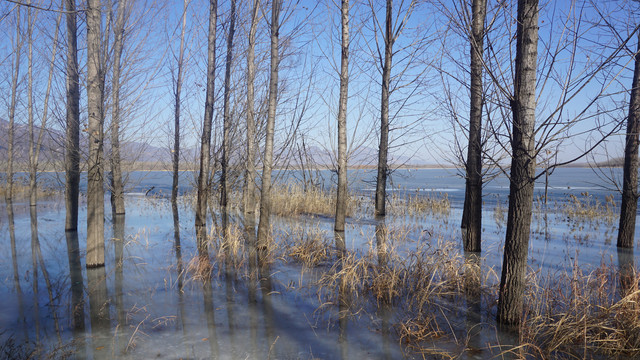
[0,0,638,169]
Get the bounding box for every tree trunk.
[110,0,127,216]
[335,0,350,232]
[221,0,237,210]
[86,0,106,268]
[374,0,393,217]
[257,0,281,251]
[244,0,259,216]
[497,0,539,327]
[172,0,188,206]
[65,0,81,232]
[29,7,61,208]
[195,0,218,248]
[27,6,35,206]
[6,7,21,205]
[461,0,487,252]
[617,29,640,249]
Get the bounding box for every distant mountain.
[0,118,173,167]
[1,118,422,170]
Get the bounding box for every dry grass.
[0,181,59,200]
[304,219,640,359]
[562,192,617,225]
[270,183,361,218]
[281,225,332,267]
[389,191,451,216]
[518,262,640,358]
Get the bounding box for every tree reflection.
[336,230,348,360]
[202,278,219,358]
[65,230,86,358]
[464,251,482,353]
[172,201,189,355]
[244,215,259,357]
[87,266,111,359]
[374,219,392,359]
[113,214,127,355]
[8,199,28,341]
[259,253,276,357]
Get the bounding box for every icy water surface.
[1,168,639,359]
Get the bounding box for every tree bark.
[109,0,127,216]
[6,7,21,205]
[65,0,80,231]
[617,29,640,249]
[195,0,218,248]
[335,0,350,232]
[374,0,393,217]
[257,0,281,251]
[461,0,487,252]
[86,0,106,268]
[172,0,188,206]
[221,0,237,210]
[497,0,539,327]
[244,0,259,216]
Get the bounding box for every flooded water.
[0,168,638,359]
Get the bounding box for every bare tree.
[497,0,539,327]
[335,0,350,232]
[171,0,189,206]
[109,0,128,216]
[28,4,62,207]
[460,0,487,252]
[221,0,237,210]
[244,0,260,216]
[5,6,21,205]
[195,0,218,246]
[374,0,394,217]
[369,0,422,217]
[257,0,282,250]
[65,0,81,231]
[86,0,106,267]
[618,29,640,248]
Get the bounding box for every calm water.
[0,168,637,358]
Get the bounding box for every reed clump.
[270,183,360,217]
[518,263,640,358]
[307,220,640,358]
[389,191,451,216]
[316,233,469,318]
[562,192,617,225]
[282,225,331,267]
[0,180,58,200]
